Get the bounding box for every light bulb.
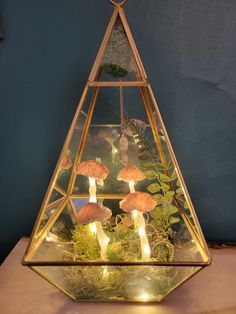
[89,222,97,234]
[144,246,151,256]
[138,226,145,237]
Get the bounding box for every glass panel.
[30,202,76,262]
[35,199,65,237]
[32,265,201,302]
[54,90,93,192]
[142,86,203,236]
[94,16,142,82]
[48,189,64,204]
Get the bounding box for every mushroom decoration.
[120,192,157,261]
[117,165,157,261]
[117,165,146,220]
[76,202,112,224]
[61,154,73,170]
[75,160,110,260]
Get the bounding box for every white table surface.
[0,238,235,314]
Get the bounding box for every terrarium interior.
[23,5,210,302]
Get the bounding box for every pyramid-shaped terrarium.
[23,0,211,302]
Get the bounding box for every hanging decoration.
[23,0,211,303]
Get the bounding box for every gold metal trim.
[88,8,119,82]
[24,259,210,267]
[25,85,90,256]
[54,184,67,196]
[88,81,147,87]
[24,199,68,261]
[45,196,66,209]
[146,84,211,261]
[118,6,148,81]
[69,193,127,199]
[67,85,101,195]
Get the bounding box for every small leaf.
[138,154,150,161]
[140,161,154,168]
[150,207,165,219]
[151,219,166,229]
[153,193,164,205]
[171,170,178,180]
[165,191,175,200]
[176,179,181,187]
[169,216,180,225]
[147,183,161,193]
[184,201,189,209]
[176,187,183,195]
[144,170,157,179]
[155,162,167,170]
[168,205,179,216]
[161,182,170,192]
[159,173,172,182]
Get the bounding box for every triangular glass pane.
[28,201,76,262]
[92,15,144,83]
[34,198,65,237]
[48,188,65,204]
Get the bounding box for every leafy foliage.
[125,118,182,238]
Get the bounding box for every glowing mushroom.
[76,202,112,260]
[117,165,155,261]
[117,165,146,224]
[76,202,112,224]
[75,160,110,259]
[120,192,157,261]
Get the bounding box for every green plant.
[125,118,181,240]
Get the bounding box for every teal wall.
[1,0,236,262]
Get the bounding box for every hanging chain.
[119,84,129,165]
[119,85,125,135]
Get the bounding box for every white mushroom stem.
[89,177,97,203]
[88,177,110,260]
[95,221,110,260]
[128,181,151,261]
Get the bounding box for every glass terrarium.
[23,0,211,302]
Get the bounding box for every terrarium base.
[31,264,202,302]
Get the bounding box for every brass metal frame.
[23,4,211,269]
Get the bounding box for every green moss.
[70,225,101,260]
[101,63,128,78]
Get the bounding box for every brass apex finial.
[109,0,127,7]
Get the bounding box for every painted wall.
[0,0,236,263]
